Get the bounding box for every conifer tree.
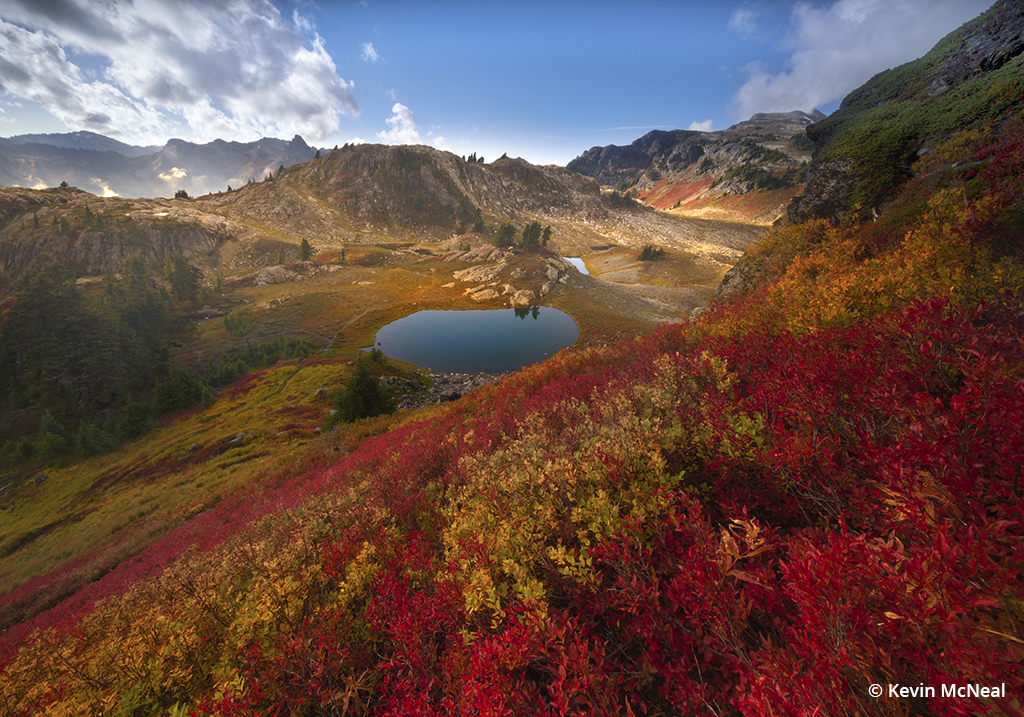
[331,355,393,423]
[494,223,516,247]
[168,254,202,302]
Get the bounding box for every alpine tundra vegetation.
[1,1,1023,716]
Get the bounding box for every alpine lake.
[367,306,580,374]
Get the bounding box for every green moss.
[811,4,1024,222]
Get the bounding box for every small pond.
[565,257,589,275]
[369,307,580,374]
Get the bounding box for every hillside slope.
[2,4,1023,715]
[567,111,822,224]
[2,102,1021,713]
[788,0,1024,224]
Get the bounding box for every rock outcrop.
[788,0,1024,224]
[448,250,575,307]
[0,186,234,285]
[382,372,504,409]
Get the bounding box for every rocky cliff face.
[567,130,702,186]
[302,144,606,227]
[788,0,1024,225]
[567,111,822,224]
[199,143,612,249]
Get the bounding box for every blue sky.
[0,0,988,166]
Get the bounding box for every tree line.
[493,221,552,249]
[0,259,314,468]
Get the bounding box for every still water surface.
[565,257,589,275]
[371,307,579,373]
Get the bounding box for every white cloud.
[432,135,451,151]
[158,167,188,181]
[730,0,982,120]
[688,119,714,132]
[91,178,119,197]
[292,8,315,36]
[377,103,424,145]
[728,6,762,40]
[361,41,380,63]
[0,0,360,145]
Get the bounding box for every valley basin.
[369,307,580,374]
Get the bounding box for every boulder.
[508,289,535,307]
[470,288,500,301]
[255,264,299,285]
[454,263,506,283]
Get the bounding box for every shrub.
[638,244,664,261]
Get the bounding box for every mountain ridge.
[788,0,1024,224]
[0,130,160,157]
[0,132,320,199]
[567,110,821,224]
[0,142,761,289]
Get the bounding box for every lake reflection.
[370,307,579,373]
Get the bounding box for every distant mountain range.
[0,131,319,199]
[0,142,727,287]
[1,109,824,226]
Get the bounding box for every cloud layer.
[377,103,449,150]
[730,0,981,119]
[0,0,360,144]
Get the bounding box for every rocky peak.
[566,111,816,223]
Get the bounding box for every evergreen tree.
[300,238,314,261]
[168,254,202,302]
[154,363,207,414]
[331,355,394,423]
[75,421,116,456]
[494,223,516,247]
[638,245,665,261]
[520,221,543,249]
[116,396,154,441]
